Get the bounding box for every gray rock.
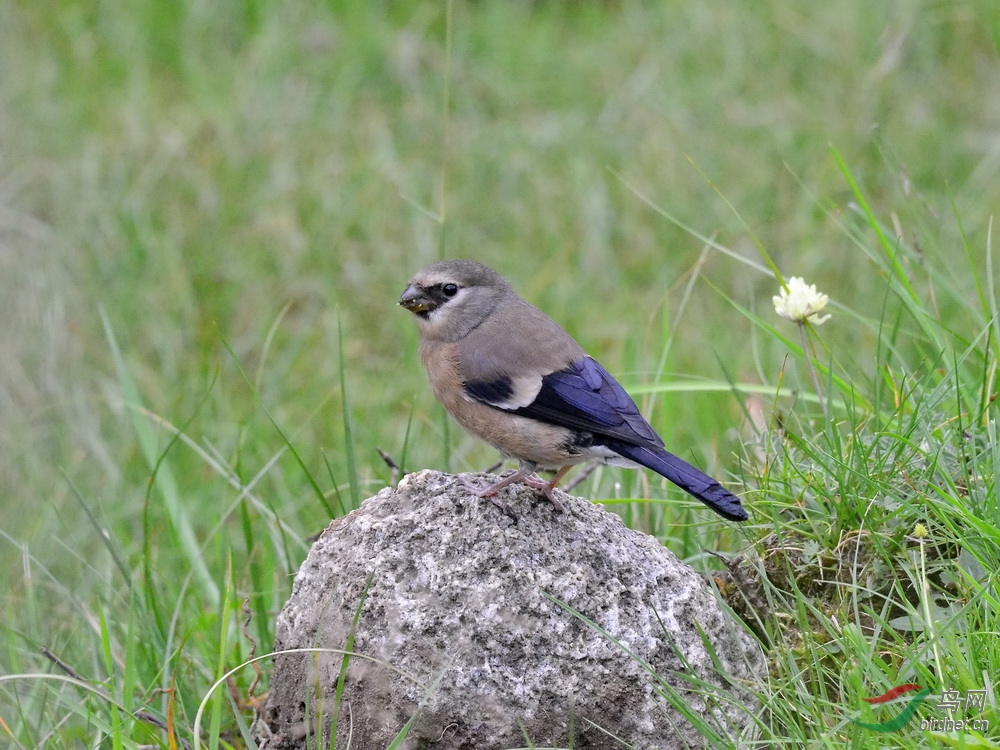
[258,470,763,749]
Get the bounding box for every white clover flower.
[772,277,831,325]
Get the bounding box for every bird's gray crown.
[408,260,511,291]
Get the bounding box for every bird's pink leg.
[460,464,572,512]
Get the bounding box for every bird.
[398,259,748,522]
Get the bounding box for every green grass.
[1,0,999,747]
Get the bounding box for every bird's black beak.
[399,284,434,314]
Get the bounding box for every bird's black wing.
[465,356,749,521]
[465,357,663,448]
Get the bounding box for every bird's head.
[399,260,511,342]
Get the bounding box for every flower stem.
[799,322,828,420]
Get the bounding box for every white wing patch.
[488,374,543,410]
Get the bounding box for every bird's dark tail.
[607,441,748,522]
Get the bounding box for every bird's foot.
[458,467,569,513]
[458,476,518,519]
[513,473,567,512]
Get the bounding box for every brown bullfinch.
[399,259,747,521]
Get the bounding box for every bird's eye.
[442,283,459,297]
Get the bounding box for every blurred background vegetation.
[1,0,998,745]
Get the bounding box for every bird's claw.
[457,473,565,513]
[517,476,566,512]
[458,476,518,520]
